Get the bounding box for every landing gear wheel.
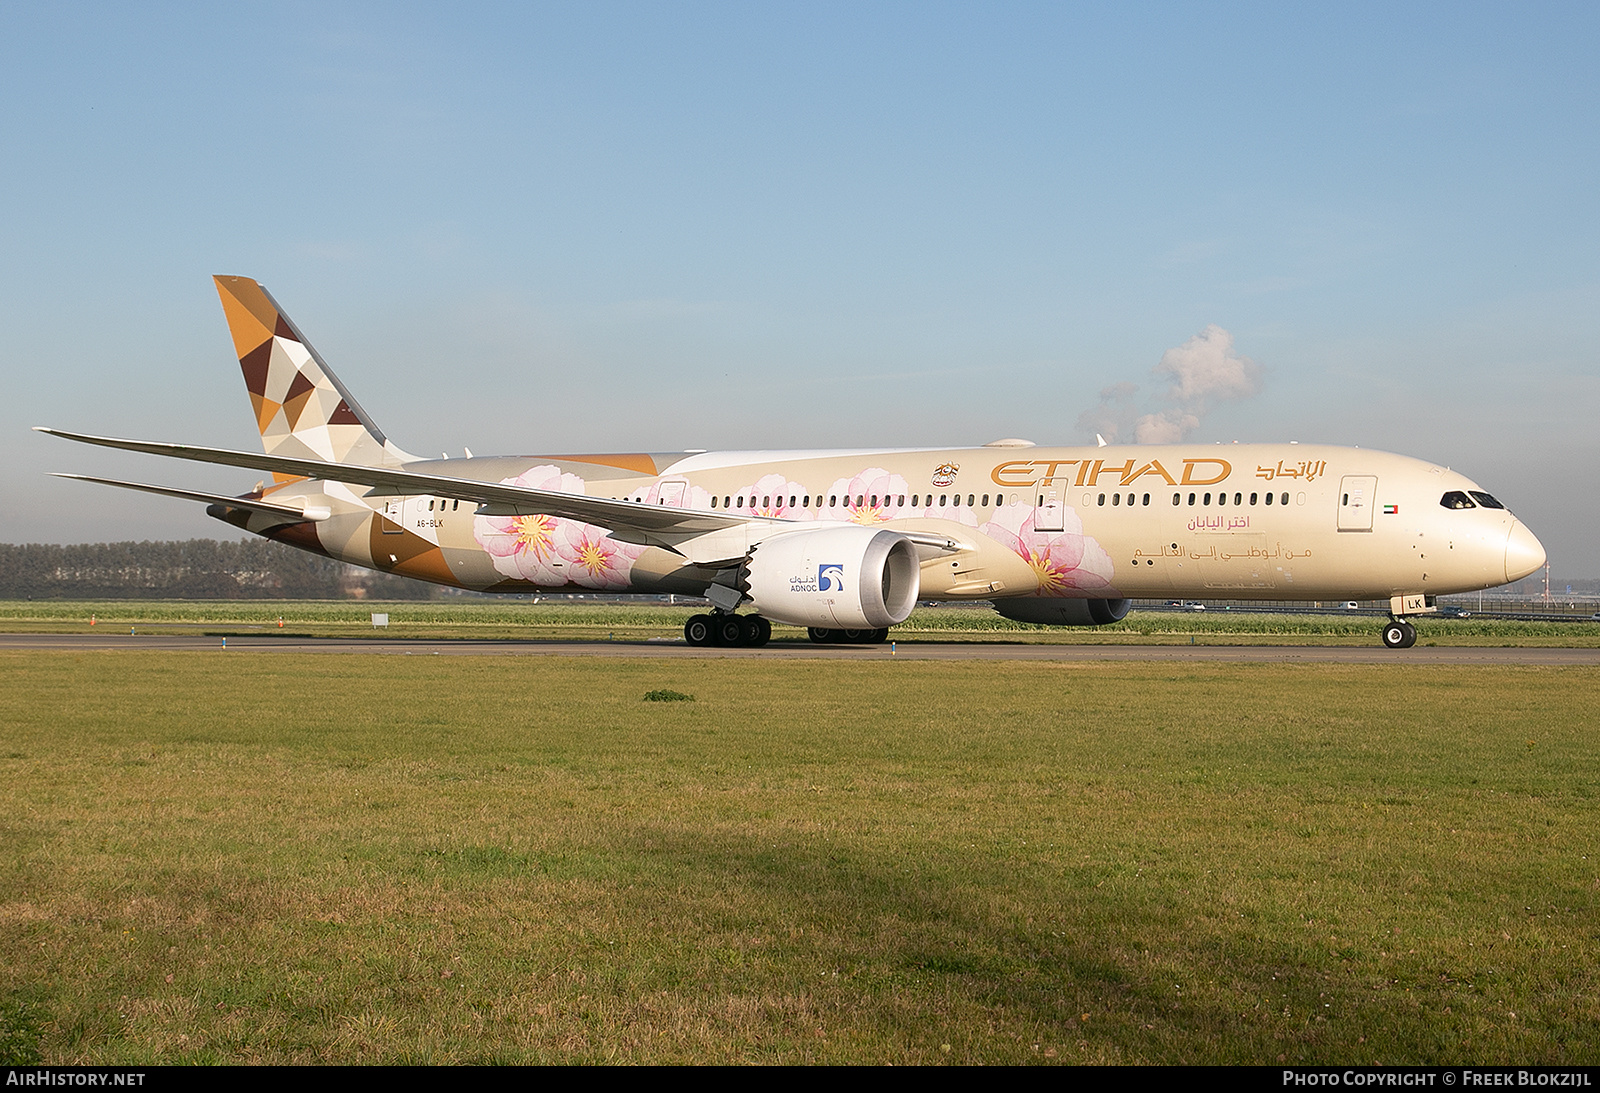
[869,628,889,644]
[1381,620,1417,649]
[809,627,836,644]
[739,616,771,647]
[840,628,867,643]
[684,614,712,646]
[714,615,745,646]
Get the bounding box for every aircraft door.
[1034,490,1065,532]
[379,497,403,533]
[657,480,687,507]
[1337,476,1377,531]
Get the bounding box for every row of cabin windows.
[1163,491,1288,507]
[701,492,1016,510]
[416,491,1301,515]
[417,491,1294,513]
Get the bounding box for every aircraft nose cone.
[1505,520,1546,583]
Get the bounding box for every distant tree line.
[0,540,439,600]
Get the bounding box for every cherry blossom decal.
[474,465,645,589]
[728,473,812,519]
[822,468,915,524]
[979,502,1116,596]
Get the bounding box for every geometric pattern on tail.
[214,276,415,474]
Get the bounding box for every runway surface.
[2,632,1596,665]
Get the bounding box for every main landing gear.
[1381,619,1417,649]
[808,627,889,645]
[684,613,771,648]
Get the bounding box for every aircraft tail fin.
[213,276,416,468]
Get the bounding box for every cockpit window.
[1439,491,1476,510]
[1469,491,1506,510]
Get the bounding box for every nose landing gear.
[684,613,771,647]
[1381,619,1417,649]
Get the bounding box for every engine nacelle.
[742,525,921,629]
[993,597,1131,626]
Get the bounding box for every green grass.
[1,599,1597,646]
[2,652,1597,1063]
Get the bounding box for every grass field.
[2,651,1597,1064]
[3,599,1598,646]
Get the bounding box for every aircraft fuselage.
[221,441,1541,605]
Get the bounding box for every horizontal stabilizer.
[51,473,331,521]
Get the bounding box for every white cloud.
[1080,324,1262,444]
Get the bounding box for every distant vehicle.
[1438,605,1471,618]
[1343,601,1360,610]
[1183,602,1207,612]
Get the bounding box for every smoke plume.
[1077,324,1261,444]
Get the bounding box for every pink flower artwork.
[473,465,645,589]
[979,503,1117,596]
[822,468,915,524]
[627,479,715,511]
[728,474,813,519]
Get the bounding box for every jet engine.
[741,525,921,629]
[993,596,1131,626]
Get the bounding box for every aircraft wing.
[51,473,332,522]
[36,427,793,561]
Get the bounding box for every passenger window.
[1234,493,1242,505]
[1265,492,1273,505]
[1188,493,1196,505]
[1250,492,1258,505]
[1203,493,1212,505]
[1173,493,1181,505]
[967,494,974,506]
[1281,492,1289,506]
[1142,493,1150,506]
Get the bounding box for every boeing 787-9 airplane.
[39,276,1547,649]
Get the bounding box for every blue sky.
[3,3,1596,576]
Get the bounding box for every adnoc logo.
[818,564,845,592]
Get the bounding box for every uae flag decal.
[1383,504,1400,515]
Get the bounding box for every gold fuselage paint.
[243,441,1534,603]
